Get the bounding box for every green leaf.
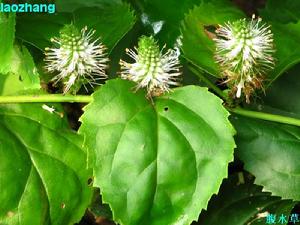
[260,0,300,23]
[0,45,41,95]
[127,0,200,47]
[72,3,135,51]
[16,1,135,51]
[264,21,300,84]
[250,63,300,119]
[0,103,92,225]
[181,0,244,77]
[0,12,16,74]
[197,173,296,225]
[56,0,123,12]
[79,79,235,225]
[16,13,71,51]
[258,3,300,84]
[231,116,300,200]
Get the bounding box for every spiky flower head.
[120,36,181,97]
[45,24,109,93]
[214,15,275,103]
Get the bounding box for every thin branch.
[228,107,300,127]
[0,94,92,103]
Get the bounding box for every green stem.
[188,66,227,100]
[187,65,300,127]
[0,94,92,103]
[228,107,300,127]
[1,94,300,127]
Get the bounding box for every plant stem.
[0,94,92,103]
[1,94,300,127]
[228,107,300,127]
[188,66,227,100]
[187,65,300,127]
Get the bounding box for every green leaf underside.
[0,45,41,95]
[232,116,300,200]
[79,79,235,225]
[197,173,295,225]
[16,1,135,51]
[181,0,245,77]
[0,103,92,225]
[0,12,16,74]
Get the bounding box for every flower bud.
[120,36,181,97]
[45,24,109,93]
[214,15,275,103]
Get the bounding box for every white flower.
[214,15,275,102]
[45,24,109,93]
[120,36,181,97]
